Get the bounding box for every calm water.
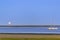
[0,27,60,34]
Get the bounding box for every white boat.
[48,27,58,30]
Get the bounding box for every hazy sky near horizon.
[0,0,60,25]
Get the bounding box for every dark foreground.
[0,38,60,40]
[0,34,60,38]
[0,34,60,40]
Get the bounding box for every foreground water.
[0,27,60,34]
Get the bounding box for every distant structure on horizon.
[8,21,12,25]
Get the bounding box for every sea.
[0,27,60,34]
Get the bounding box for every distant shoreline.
[0,25,60,27]
[0,33,60,35]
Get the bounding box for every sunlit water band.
[0,27,60,34]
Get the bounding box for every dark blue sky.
[0,0,60,25]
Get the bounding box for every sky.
[0,0,60,25]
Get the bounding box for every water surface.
[0,27,60,34]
